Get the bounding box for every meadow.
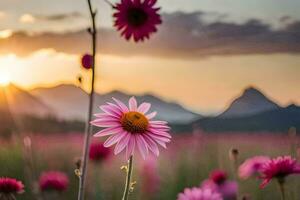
[1,132,298,200]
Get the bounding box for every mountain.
[192,104,300,133]
[31,84,201,123]
[219,86,280,118]
[0,84,53,117]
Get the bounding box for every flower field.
[1,132,299,200]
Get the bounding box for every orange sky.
[0,50,299,114]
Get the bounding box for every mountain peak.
[219,86,280,118]
[243,86,264,96]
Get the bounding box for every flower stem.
[122,156,134,200]
[77,0,97,200]
[277,179,286,200]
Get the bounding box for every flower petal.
[112,97,129,112]
[146,111,157,119]
[129,97,138,111]
[126,136,136,159]
[114,132,131,155]
[137,102,151,114]
[104,131,127,147]
[94,127,123,137]
[136,135,148,159]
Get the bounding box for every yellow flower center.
[121,111,149,134]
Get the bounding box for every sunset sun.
[0,72,11,86]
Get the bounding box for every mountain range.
[0,83,299,133]
[30,84,201,123]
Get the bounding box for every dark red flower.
[0,177,24,195]
[39,171,69,192]
[89,142,111,162]
[113,0,162,42]
[260,156,300,188]
[81,54,93,69]
[210,170,227,185]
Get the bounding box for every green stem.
[122,156,134,200]
[278,180,285,200]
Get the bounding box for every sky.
[0,0,300,114]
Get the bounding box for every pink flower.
[81,54,93,69]
[91,97,171,159]
[177,187,223,200]
[238,156,270,179]
[201,170,238,200]
[0,177,24,195]
[260,156,300,188]
[113,0,162,42]
[39,171,69,192]
[89,142,111,162]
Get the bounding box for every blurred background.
[0,0,300,199]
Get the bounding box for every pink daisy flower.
[238,156,270,179]
[91,97,171,159]
[177,187,223,200]
[39,171,69,192]
[201,170,238,200]
[113,0,162,42]
[260,156,300,188]
[89,142,111,162]
[0,177,24,195]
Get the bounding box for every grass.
[0,132,299,200]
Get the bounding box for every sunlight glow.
[0,71,11,86]
[0,29,12,39]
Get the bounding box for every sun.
[0,72,11,86]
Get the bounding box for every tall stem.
[77,0,97,200]
[122,156,134,200]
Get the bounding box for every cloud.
[34,12,84,21]
[19,12,84,24]
[2,11,300,58]
[19,14,36,24]
[0,29,13,39]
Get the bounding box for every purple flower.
[81,54,93,69]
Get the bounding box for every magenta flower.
[201,170,238,200]
[39,171,69,192]
[260,156,300,188]
[0,177,24,196]
[177,187,222,200]
[238,156,270,179]
[81,54,93,69]
[91,97,171,159]
[89,142,111,162]
[113,0,162,42]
